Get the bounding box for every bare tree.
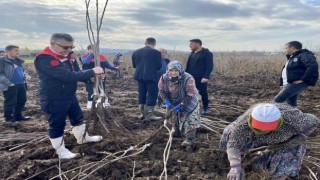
[85,0,110,132]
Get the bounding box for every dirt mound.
[0,66,319,179]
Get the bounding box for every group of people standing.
[0,33,319,179]
[132,37,214,146]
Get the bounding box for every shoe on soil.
[49,136,79,159]
[144,106,162,121]
[138,104,145,120]
[14,116,31,121]
[181,139,195,147]
[181,129,197,147]
[86,101,93,109]
[72,124,103,144]
[201,108,209,115]
[4,117,15,122]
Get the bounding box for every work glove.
[227,148,243,180]
[227,165,244,180]
[173,105,181,113]
[165,100,172,110]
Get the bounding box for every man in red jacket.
[35,33,104,159]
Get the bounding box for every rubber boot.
[49,136,78,159]
[72,124,103,144]
[138,104,145,120]
[86,101,93,109]
[144,106,162,121]
[181,129,197,147]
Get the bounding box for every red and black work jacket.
[34,47,94,101]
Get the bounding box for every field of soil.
[1,64,320,180]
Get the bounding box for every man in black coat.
[186,39,214,115]
[132,37,162,121]
[274,41,319,107]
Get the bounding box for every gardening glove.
[165,100,172,110]
[227,148,243,180]
[227,165,243,180]
[173,105,181,113]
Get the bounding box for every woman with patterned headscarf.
[158,60,201,147]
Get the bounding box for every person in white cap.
[219,103,319,179]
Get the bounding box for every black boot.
[4,105,14,122]
[14,104,31,121]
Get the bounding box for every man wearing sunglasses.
[34,33,105,159]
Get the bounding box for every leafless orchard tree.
[84,0,110,132]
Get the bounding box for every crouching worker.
[35,33,105,159]
[158,61,201,147]
[219,103,319,179]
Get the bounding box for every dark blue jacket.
[186,48,214,79]
[132,46,162,83]
[158,58,170,78]
[34,47,95,101]
[280,49,319,86]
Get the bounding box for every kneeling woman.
[220,103,319,179]
[158,61,201,146]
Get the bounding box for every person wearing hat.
[158,61,201,147]
[219,103,319,179]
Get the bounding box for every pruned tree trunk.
[85,0,111,133]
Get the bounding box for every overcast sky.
[0,0,319,52]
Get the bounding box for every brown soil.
[0,65,319,180]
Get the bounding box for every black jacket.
[35,47,95,101]
[185,48,214,79]
[132,46,162,83]
[280,49,319,86]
